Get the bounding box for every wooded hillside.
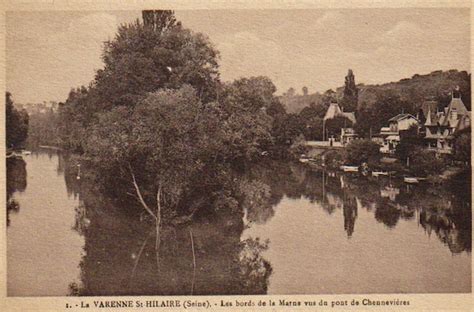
[280,69,471,114]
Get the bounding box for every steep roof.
[446,97,469,116]
[421,100,438,117]
[455,113,471,132]
[424,107,439,126]
[439,96,469,127]
[342,112,356,124]
[323,102,343,121]
[388,113,417,122]
[323,102,357,124]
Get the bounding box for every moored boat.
[7,151,23,159]
[341,165,359,172]
[372,171,389,177]
[404,177,419,184]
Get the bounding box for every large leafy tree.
[271,113,305,147]
[299,102,327,120]
[354,91,413,138]
[216,77,277,160]
[299,102,326,140]
[57,11,295,224]
[222,76,278,113]
[85,86,217,220]
[59,10,220,151]
[84,82,276,220]
[6,92,29,149]
[303,116,324,141]
[57,87,92,152]
[95,13,220,109]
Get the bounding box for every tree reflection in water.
[343,196,357,237]
[417,170,471,254]
[244,161,471,252]
[6,158,27,226]
[65,159,273,296]
[68,213,272,296]
[62,157,470,295]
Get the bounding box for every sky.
[6,9,470,104]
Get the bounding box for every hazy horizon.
[7,9,470,104]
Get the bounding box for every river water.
[7,150,471,296]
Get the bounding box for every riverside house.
[421,93,471,154]
[323,102,357,145]
[378,113,419,154]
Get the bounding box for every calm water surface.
[7,152,84,296]
[7,151,471,296]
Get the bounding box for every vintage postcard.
[1,0,472,311]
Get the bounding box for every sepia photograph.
[4,3,471,302]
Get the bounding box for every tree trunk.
[155,183,162,270]
[128,163,157,220]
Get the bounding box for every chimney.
[453,86,461,99]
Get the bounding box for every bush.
[289,135,309,159]
[409,147,444,176]
[324,149,344,169]
[344,139,380,165]
[453,128,471,166]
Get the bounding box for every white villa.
[379,113,419,154]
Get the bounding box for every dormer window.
[450,108,458,120]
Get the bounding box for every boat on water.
[6,152,23,159]
[404,177,419,184]
[372,171,389,177]
[21,150,32,155]
[299,154,316,164]
[341,165,359,172]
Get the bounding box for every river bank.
[300,149,470,186]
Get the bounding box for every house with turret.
[421,91,470,154]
